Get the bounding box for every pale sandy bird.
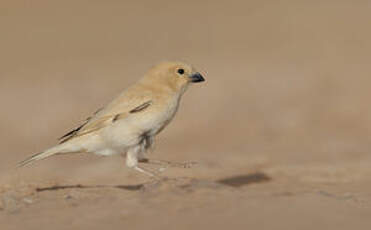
[19,61,205,176]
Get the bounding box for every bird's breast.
[138,95,180,136]
[100,94,181,150]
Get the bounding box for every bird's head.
[142,61,205,93]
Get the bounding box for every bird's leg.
[126,147,158,177]
[138,158,197,168]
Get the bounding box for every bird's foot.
[133,165,162,179]
[139,158,197,169]
[167,161,198,168]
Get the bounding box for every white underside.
[58,95,179,157]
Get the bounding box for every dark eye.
[177,68,185,75]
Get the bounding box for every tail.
[17,145,64,167]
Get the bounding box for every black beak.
[190,72,205,83]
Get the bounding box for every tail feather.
[17,146,62,167]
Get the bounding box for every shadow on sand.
[36,184,144,192]
[216,172,271,187]
[35,172,271,192]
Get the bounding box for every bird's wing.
[59,98,153,144]
[58,107,103,142]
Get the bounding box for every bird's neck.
[140,80,182,97]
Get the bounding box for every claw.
[139,158,198,169]
[169,161,198,168]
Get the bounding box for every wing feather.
[59,100,152,143]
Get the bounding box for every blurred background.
[1,0,371,229]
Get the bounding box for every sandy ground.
[1,1,371,229]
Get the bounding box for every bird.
[18,61,205,177]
